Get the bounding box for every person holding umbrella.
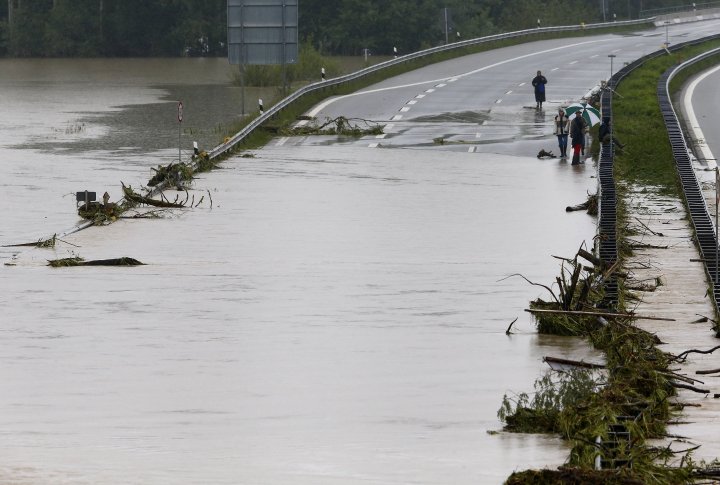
[565,103,601,162]
[532,70,547,110]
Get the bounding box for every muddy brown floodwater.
[0,58,603,484]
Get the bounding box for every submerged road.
[1,18,720,485]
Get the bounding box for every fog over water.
[0,58,601,484]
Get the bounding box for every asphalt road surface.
[275,19,720,156]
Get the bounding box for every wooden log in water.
[543,356,605,370]
[525,308,676,321]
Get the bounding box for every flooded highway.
[1,20,719,485]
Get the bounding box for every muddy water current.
[0,59,602,484]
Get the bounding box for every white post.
[177,101,183,163]
[393,46,397,58]
[594,436,603,470]
[444,8,449,44]
[321,67,326,81]
[259,98,264,114]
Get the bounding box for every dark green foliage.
[238,43,342,87]
[498,370,601,434]
[506,467,646,485]
[613,40,720,193]
[0,0,693,58]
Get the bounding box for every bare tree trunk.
[98,0,103,46]
[8,0,14,44]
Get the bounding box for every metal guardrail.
[597,35,673,306]
[207,18,653,161]
[642,1,720,17]
[48,17,653,242]
[596,33,720,308]
[660,43,720,310]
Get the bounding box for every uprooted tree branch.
[501,244,619,336]
[498,244,720,484]
[275,116,385,137]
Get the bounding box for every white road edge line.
[683,64,720,170]
[304,39,611,117]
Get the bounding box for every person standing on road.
[570,111,587,164]
[554,107,570,158]
[532,70,547,110]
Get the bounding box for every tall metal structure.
[227,0,299,66]
[227,0,298,113]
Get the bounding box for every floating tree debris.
[502,246,615,336]
[48,257,144,267]
[3,234,58,248]
[566,193,599,216]
[497,245,720,484]
[147,162,192,188]
[277,116,384,137]
[122,184,187,208]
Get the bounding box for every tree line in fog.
[0,0,686,57]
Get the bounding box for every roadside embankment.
[501,37,720,484]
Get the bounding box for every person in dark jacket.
[599,117,624,149]
[532,70,547,109]
[570,112,587,164]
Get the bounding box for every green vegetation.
[501,274,702,483]
[237,43,343,87]
[612,40,720,193]
[499,39,720,484]
[0,0,687,58]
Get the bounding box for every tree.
[9,0,52,56]
[45,0,101,56]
